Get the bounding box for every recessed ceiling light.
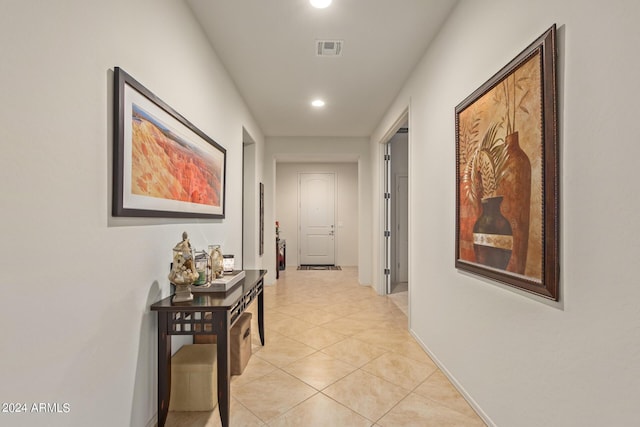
[310,0,332,9]
[311,99,325,107]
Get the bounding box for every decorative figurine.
[208,245,224,279]
[169,232,199,302]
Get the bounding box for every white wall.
[276,163,359,267]
[371,0,640,426]
[264,137,371,286]
[0,1,264,426]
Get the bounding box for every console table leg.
[258,283,265,345]
[157,312,171,427]
[217,312,231,427]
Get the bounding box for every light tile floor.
[166,267,485,426]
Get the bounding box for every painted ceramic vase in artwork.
[473,196,513,269]
[495,132,531,274]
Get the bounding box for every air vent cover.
[316,40,343,56]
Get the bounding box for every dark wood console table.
[150,269,266,427]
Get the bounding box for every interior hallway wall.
[371,1,640,426]
[276,162,359,267]
[264,137,371,286]
[0,1,264,426]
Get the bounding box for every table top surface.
[150,269,267,311]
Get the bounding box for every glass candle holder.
[223,254,235,274]
[194,250,209,285]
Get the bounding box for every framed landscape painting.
[455,25,559,300]
[113,67,226,218]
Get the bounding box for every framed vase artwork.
[455,25,559,300]
[113,67,226,218]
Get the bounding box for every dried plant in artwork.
[458,112,481,166]
[462,122,508,203]
[494,73,531,136]
[461,72,531,205]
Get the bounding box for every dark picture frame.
[455,25,559,300]
[113,67,226,218]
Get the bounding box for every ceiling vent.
[316,40,343,56]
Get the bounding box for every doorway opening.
[379,108,409,299]
[390,128,408,294]
[385,126,409,295]
[275,160,359,272]
[242,128,257,270]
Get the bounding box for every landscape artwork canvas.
[113,67,226,218]
[130,104,223,206]
[455,26,558,300]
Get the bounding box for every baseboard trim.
[146,413,157,427]
[408,329,496,427]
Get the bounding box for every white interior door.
[384,143,392,293]
[299,173,336,265]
